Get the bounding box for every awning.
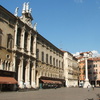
[54,81,62,84]
[0,77,18,84]
[41,80,62,84]
[41,80,52,83]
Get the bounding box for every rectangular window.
[56,59,58,67]
[17,28,21,47]
[46,54,48,64]
[53,58,55,66]
[0,29,3,46]
[62,62,63,69]
[24,32,28,50]
[36,49,39,59]
[50,56,52,65]
[31,36,33,52]
[59,61,60,67]
[0,35,2,46]
[41,52,44,62]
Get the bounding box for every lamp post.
[83,52,92,88]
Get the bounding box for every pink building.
[88,57,100,86]
[77,52,100,87]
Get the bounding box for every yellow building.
[0,3,65,91]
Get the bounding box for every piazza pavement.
[0,87,100,100]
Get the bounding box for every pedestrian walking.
[55,85,57,89]
[92,85,94,91]
[87,85,91,91]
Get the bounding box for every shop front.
[39,77,64,89]
[0,76,18,91]
[0,70,18,91]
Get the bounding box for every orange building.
[77,52,100,87]
[77,56,85,86]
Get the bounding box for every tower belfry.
[20,2,33,27]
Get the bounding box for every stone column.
[14,21,18,50]
[32,37,34,54]
[83,57,91,88]
[19,57,24,88]
[12,53,16,71]
[18,63,21,86]
[20,26,25,52]
[85,58,88,81]
[25,59,31,88]
[0,59,2,69]
[33,34,37,58]
[4,61,7,70]
[31,61,36,88]
[10,62,12,71]
[27,31,31,55]
[36,71,39,88]
[7,62,9,71]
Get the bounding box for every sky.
[0,0,100,56]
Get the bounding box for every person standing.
[87,85,90,91]
[92,85,94,90]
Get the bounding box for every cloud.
[91,50,100,57]
[73,51,81,56]
[74,0,84,3]
[73,50,100,57]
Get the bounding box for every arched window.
[7,34,13,49]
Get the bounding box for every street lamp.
[83,52,92,88]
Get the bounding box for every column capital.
[15,20,19,25]
[25,58,31,64]
[22,26,26,32]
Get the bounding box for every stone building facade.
[0,4,37,90]
[13,4,37,89]
[0,4,65,90]
[77,52,100,87]
[0,5,17,91]
[36,34,65,88]
[88,57,100,86]
[63,51,79,87]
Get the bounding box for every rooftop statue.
[20,2,33,27]
[26,2,29,13]
[29,8,32,14]
[22,2,26,13]
[33,23,37,31]
[14,7,19,16]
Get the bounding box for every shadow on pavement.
[85,98,94,100]
[84,94,100,100]
[97,94,100,100]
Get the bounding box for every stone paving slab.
[0,87,100,100]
